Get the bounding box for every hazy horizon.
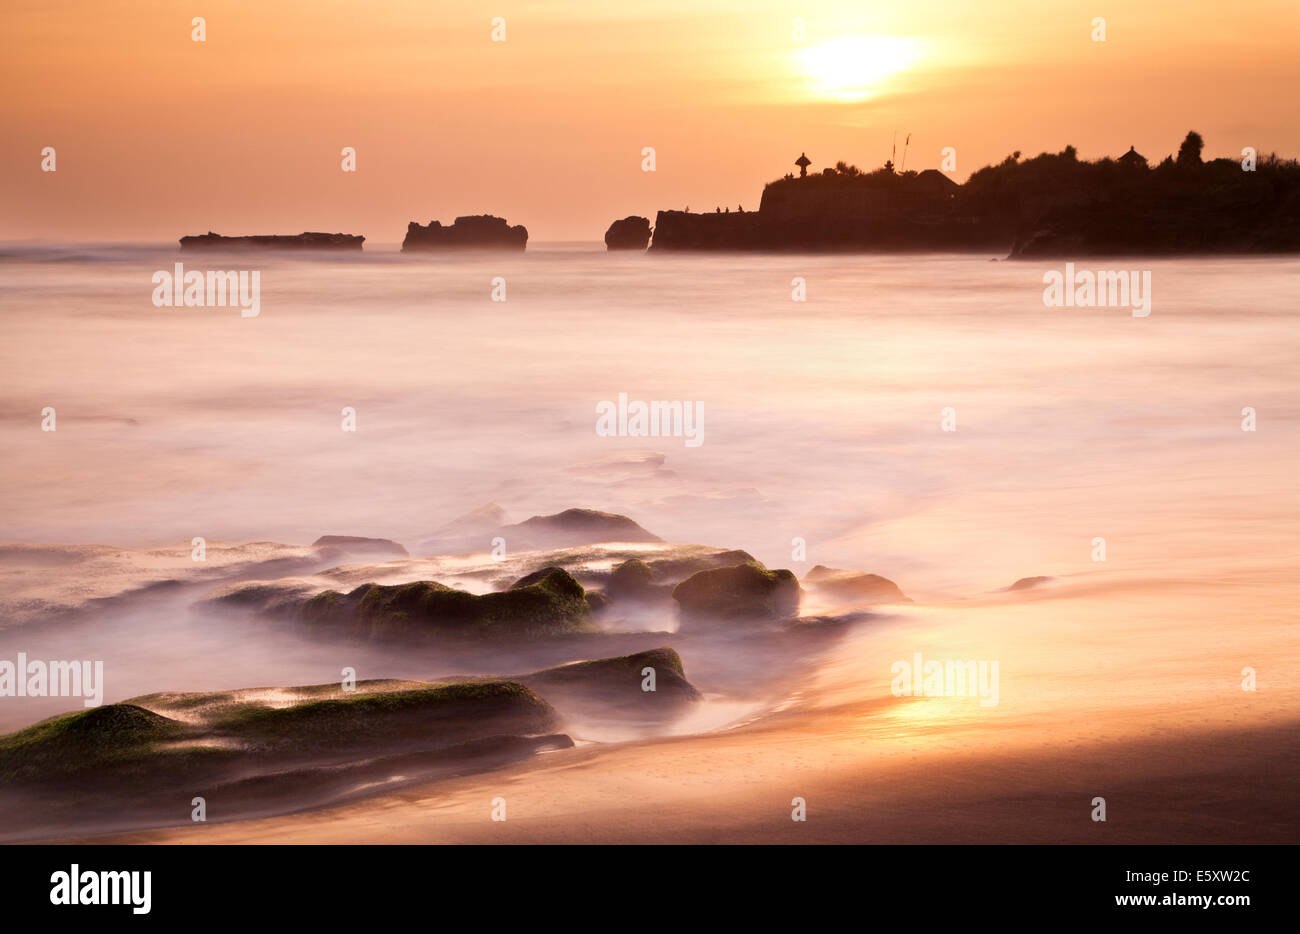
[4,0,1298,242]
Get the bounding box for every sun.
[795,36,920,102]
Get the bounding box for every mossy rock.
[210,580,316,616]
[210,681,558,749]
[507,566,585,599]
[298,568,591,638]
[529,646,686,682]
[0,681,562,787]
[608,558,656,595]
[672,561,800,621]
[0,704,190,782]
[647,549,757,584]
[218,583,288,606]
[524,647,701,707]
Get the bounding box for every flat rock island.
[179,231,364,250]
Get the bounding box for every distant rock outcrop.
[179,231,364,250]
[415,504,659,555]
[1005,575,1054,591]
[436,503,512,537]
[500,508,662,548]
[604,216,652,250]
[312,535,409,559]
[803,566,911,604]
[402,215,527,251]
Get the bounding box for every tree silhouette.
[1177,131,1205,165]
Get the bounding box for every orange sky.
[3,0,1298,242]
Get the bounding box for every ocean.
[2,244,1298,747]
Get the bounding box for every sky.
[3,0,1298,242]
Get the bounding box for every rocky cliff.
[651,170,984,251]
[648,137,1300,256]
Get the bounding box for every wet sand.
[83,707,1300,846]
[77,570,1300,845]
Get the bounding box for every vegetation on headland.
[651,132,1300,255]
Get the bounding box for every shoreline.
[4,560,1293,845]
[58,714,1300,846]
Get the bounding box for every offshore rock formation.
[179,231,364,250]
[803,566,911,604]
[649,133,1300,256]
[402,215,527,251]
[604,216,652,250]
[500,508,662,549]
[311,535,409,559]
[1005,575,1055,591]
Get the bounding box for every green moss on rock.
[531,646,687,681]
[298,568,591,638]
[647,549,757,583]
[0,704,190,782]
[672,561,801,621]
[524,647,701,706]
[608,558,656,595]
[0,680,562,786]
[211,680,557,744]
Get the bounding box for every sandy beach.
[49,562,1300,845]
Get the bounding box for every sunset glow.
[795,36,922,102]
[2,1,1297,241]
